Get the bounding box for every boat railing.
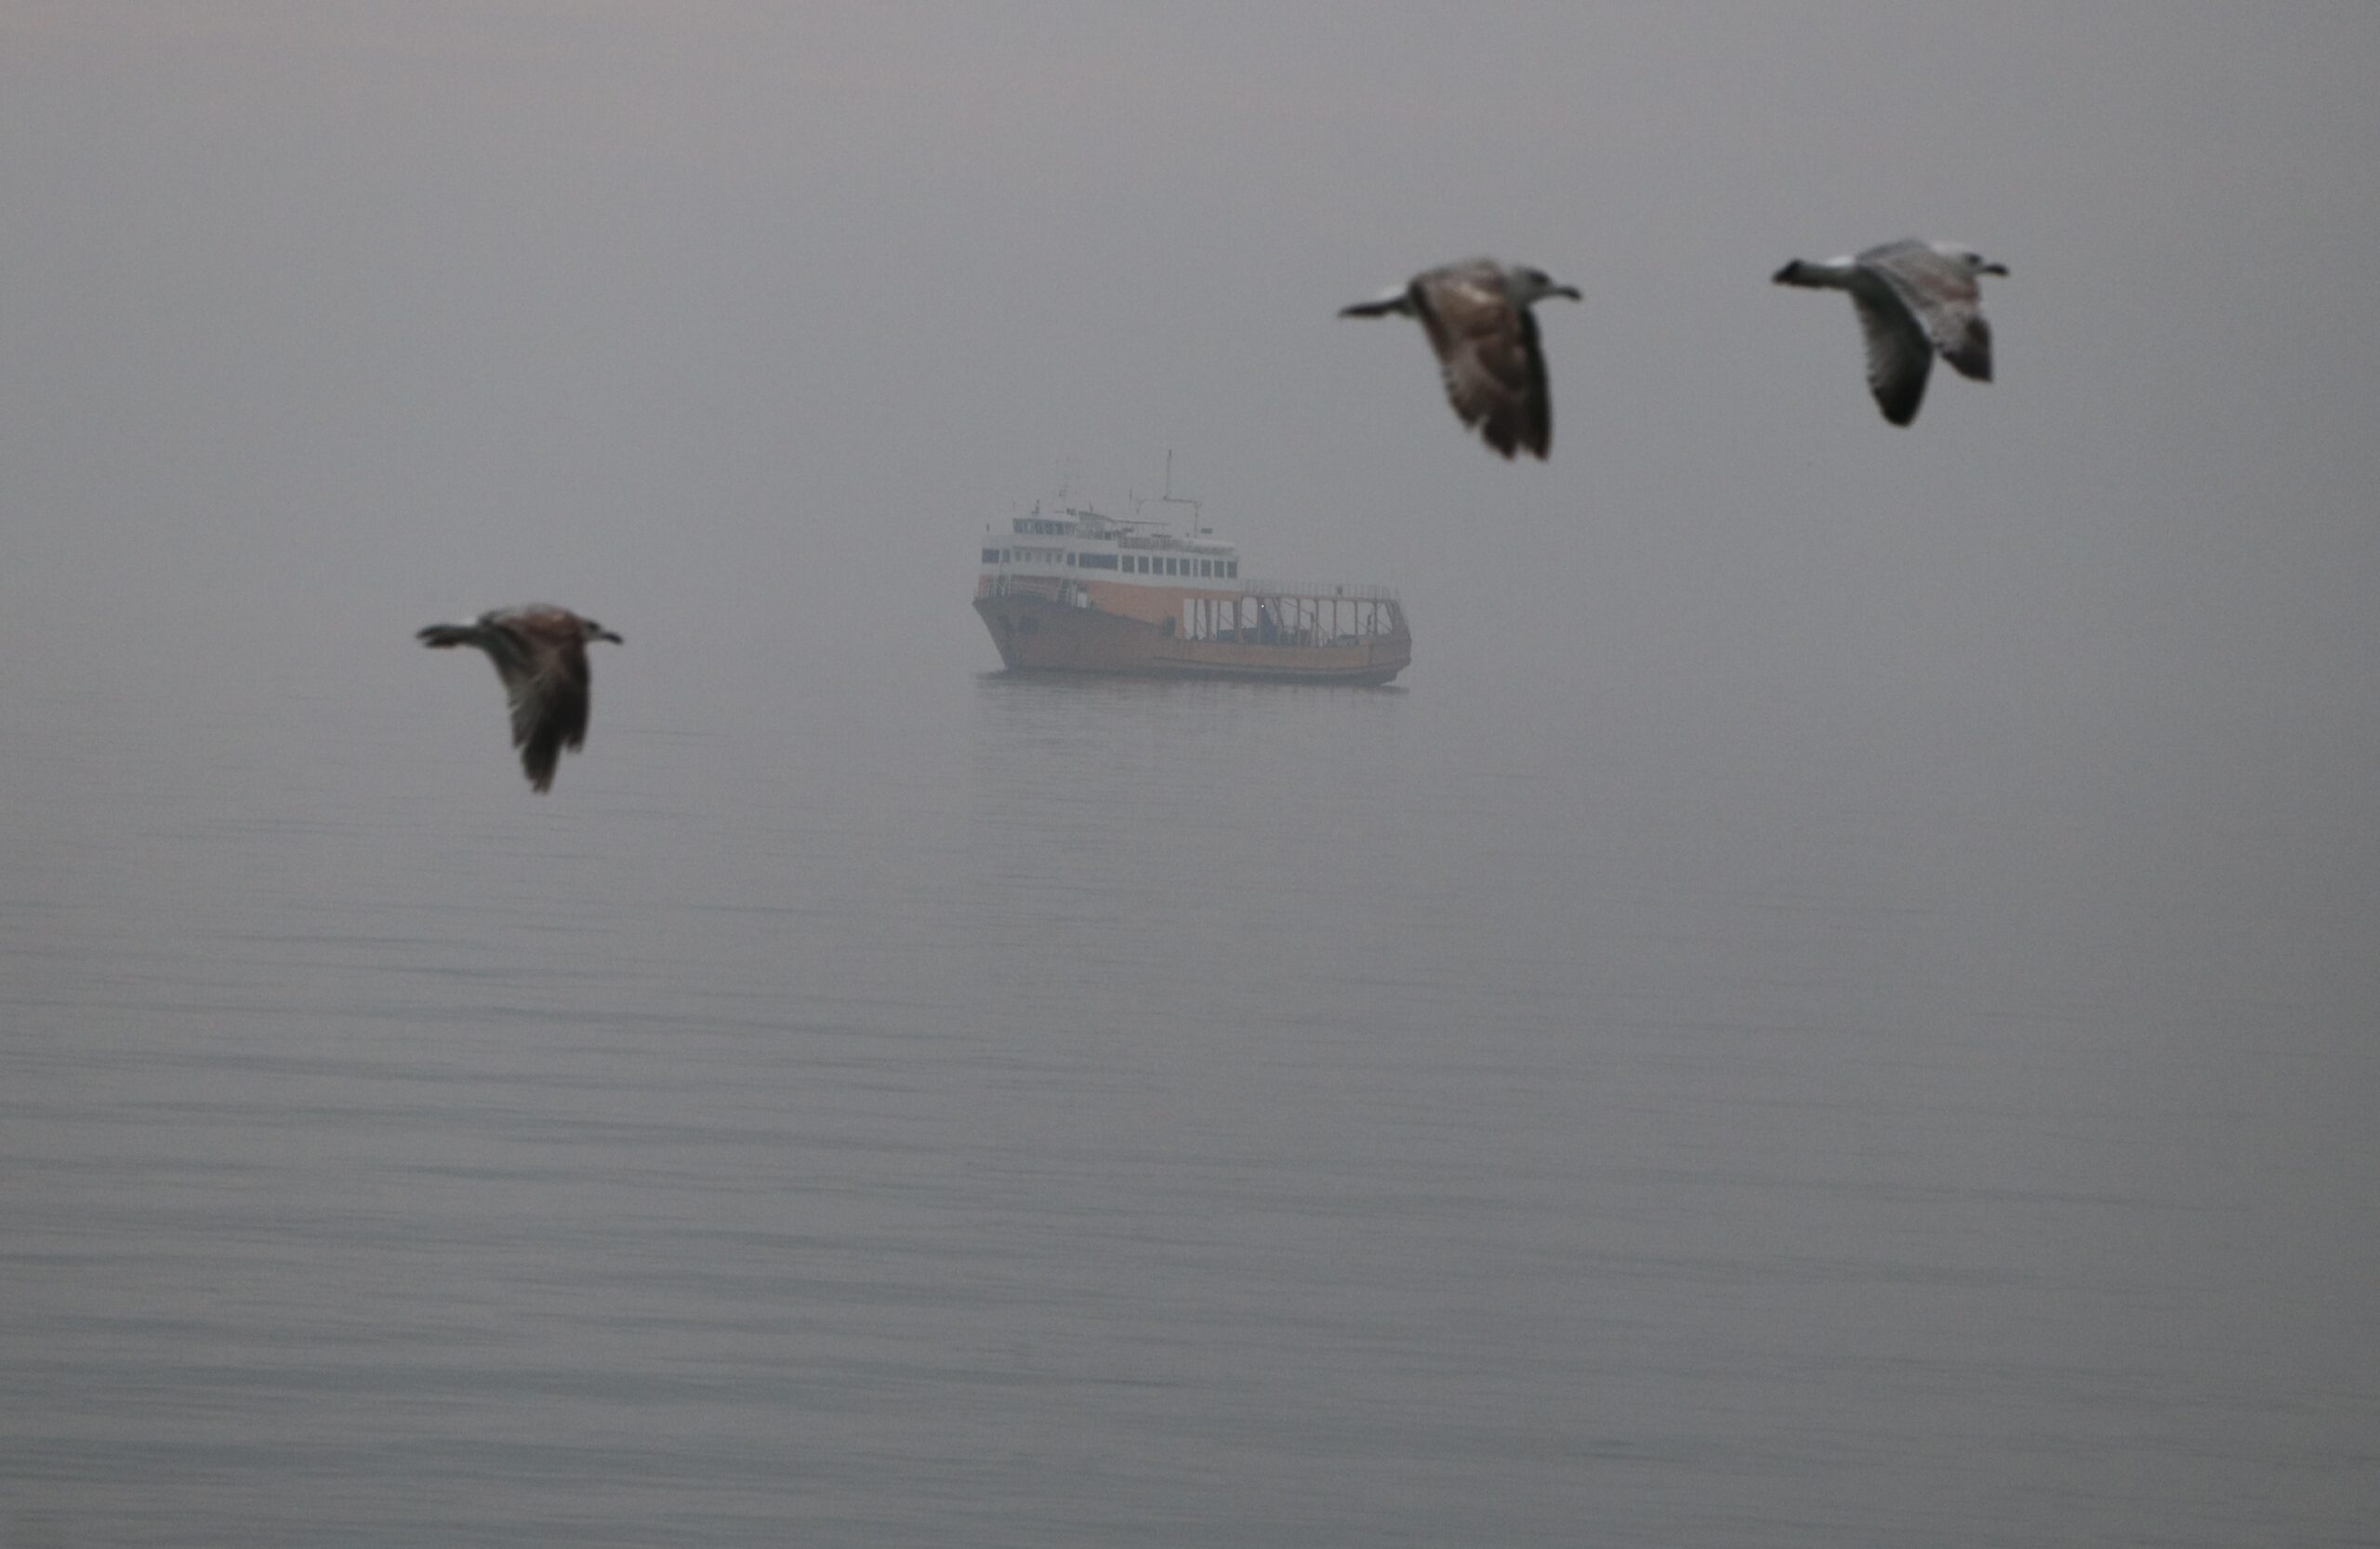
[982,574,1069,601]
[1170,586,1407,646]
[1238,580,1400,602]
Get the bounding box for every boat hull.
[975,594,1408,686]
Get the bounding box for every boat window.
[982,548,999,563]
[1078,552,1117,569]
[1198,561,1212,577]
[1227,562,1237,577]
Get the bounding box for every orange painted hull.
[975,594,1409,685]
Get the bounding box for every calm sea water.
[3,655,2373,1547]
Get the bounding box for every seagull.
[417,604,622,792]
[1340,257,1580,459]
[1772,239,2007,426]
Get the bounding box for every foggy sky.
[3,2,2374,896]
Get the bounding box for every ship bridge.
[978,506,1241,585]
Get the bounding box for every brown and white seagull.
[1340,258,1580,460]
[1773,239,2008,426]
[417,604,622,792]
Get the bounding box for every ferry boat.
[974,501,1410,685]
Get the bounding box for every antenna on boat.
[1157,449,1200,535]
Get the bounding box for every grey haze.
[3,5,2376,1545]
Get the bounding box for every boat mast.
[1157,449,1202,536]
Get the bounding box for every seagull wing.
[1338,288,1413,319]
[1412,262,1554,459]
[1847,276,1937,427]
[488,608,592,793]
[1863,242,1992,382]
[507,656,588,794]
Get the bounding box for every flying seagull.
[1772,239,2007,426]
[1340,258,1580,459]
[417,604,622,792]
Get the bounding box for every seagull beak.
[1983,261,2009,276]
[598,629,624,644]
[1551,284,1582,301]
